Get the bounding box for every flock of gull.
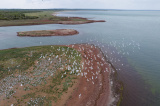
[0,46,81,104]
[86,37,141,72]
[0,36,141,105]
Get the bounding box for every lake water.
[0,10,160,106]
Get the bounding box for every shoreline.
[0,19,105,27]
[0,12,105,27]
[65,44,114,106]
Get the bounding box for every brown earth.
[17,29,79,37]
[65,44,113,106]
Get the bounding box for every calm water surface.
[0,10,160,106]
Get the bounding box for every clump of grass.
[24,86,31,91]
[23,93,36,99]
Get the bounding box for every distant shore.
[17,29,79,37]
[0,10,105,27]
[0,16,105,27]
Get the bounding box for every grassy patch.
[17,30,55,36]
[0,10,38,20]
[24,11,55,20]
[0,45,82,105]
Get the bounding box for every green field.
[24,11,55,20]
[0,10,88,26]
[0,10,40,20]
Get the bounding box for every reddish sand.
[66,44,113,106]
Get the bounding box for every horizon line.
[0,8,160,11]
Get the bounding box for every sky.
[0,0,159,10]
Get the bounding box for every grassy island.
[17,29,79,37]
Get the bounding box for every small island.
[17,29,79,37]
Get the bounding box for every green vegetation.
[0,11,39,20]
[17,29,78,37]
[17,30,55,36]
[110,66,123,106]
[0,10,56,26]
[24,11,55,20]
[116,82,123,106]
[0,9,89,26]
[0,45,82,105]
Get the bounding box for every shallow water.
[0,10,160,105]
